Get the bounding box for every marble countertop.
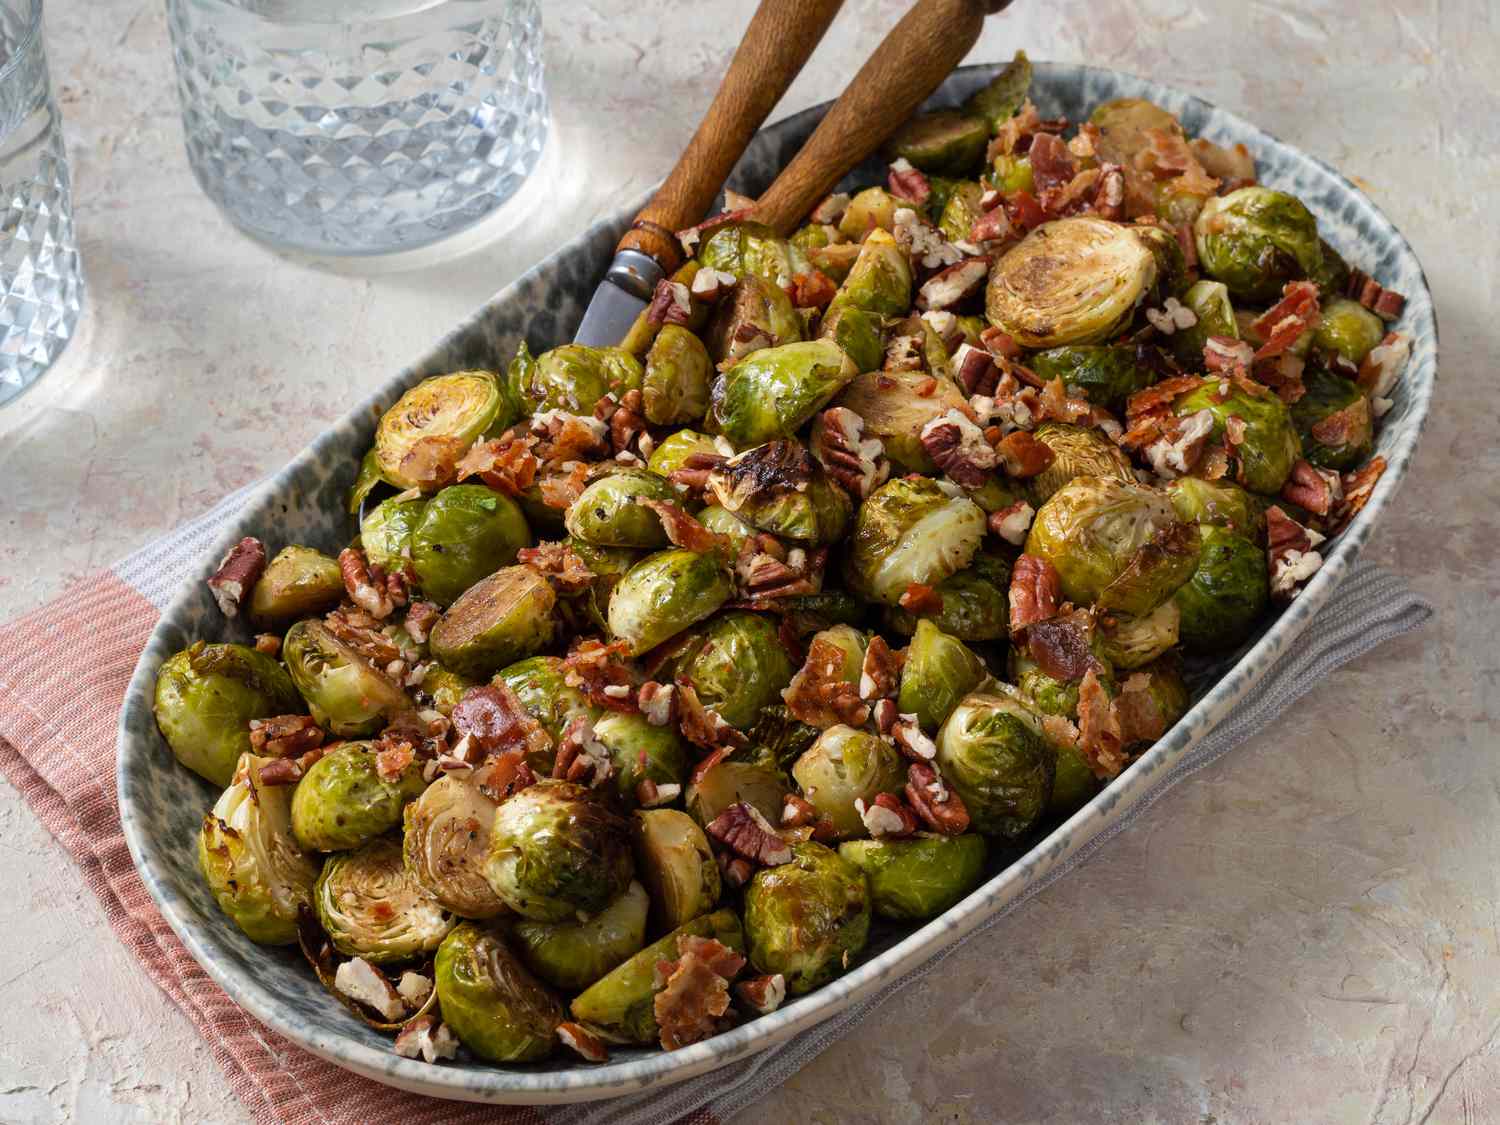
[1,1,1493,1121]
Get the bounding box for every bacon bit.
[1077,668,1128,779]
[783,634,870,729]
[1028,132,1077,195]
[858,635,901,702]
[654,954,733,1051]
[642,500,727,554]
[1003,189,1048,232]
[646,278,694,326]
[455,436,539,497]
[636,681,676,727]
[920,409,996,487]
[1346,269,1408,322]
[706,801,793,866]
[451,684,551,762]
[253,633,281,656]
[1266,505,1325,602]
[906,761,970,835]
[207,537,266,618]
[396,434,468,491]
[472,747,538,802]
[917,257,990,312]
[789,269,837,310]
[1114,673,1170,747]
[1281,458,1343,516]
[1330,456,1386,533]
[674,207,754,255]
[561,638,637,712]
[375,742,415,783]
[1009,554,1061,634]
[990,100,1055,158]
[249,714,324,758]
[1249,281,1321,362]
[994,430,1056,479]
[530,410,610,464]
[255,757,303,786]
[736,973,787,1016]
[1028,610,1102,682]
[989,500,1035,545]
[1126,376,1207,421]
[855,794,918,838]
[676,683,747,751]
[534,461,585,510]
[338,548,394,619]
[1309,397,1370,450]
[899,583,943,616]
[557,1022,609,1064]
[891,715,937,762]
[887,157,931,205]
[514,540,593,596]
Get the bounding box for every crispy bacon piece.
[1077,668,1128,779]
[706,801,792,867]
[249,714,324,758]
[206,537,266,618]
[557,1022,609,1064]
[1003,189,1048,231]
[653,936,746,1051]
[455,436,538,496]
[1330,456,1386,532]
[1009,554,1060,634]
[451,684,551,762]
[1027,610,1100,682]
[1114,673,1171,747]
[375,742,415,783]
[979,326,1023,361]
[994,430,1056,478]
[789,269,837,310]
[782,633,870,729]
[676,683,747,750]
[641,500,726,554]
[1249,281,1321,362]
[517,540,595,595]
[1203,336,1254,374]
[887,159,931,205]
[253,633,281,656]
[473,747,538,802]
[899,583,943,615]
[1309,397,1370,450]
[905,761,969,835]
[969,206,1014,244]
[561,638,637,712]
[1126,376,1207,421]
[1028,132,1077,195]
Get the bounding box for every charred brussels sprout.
[836,368,969,472]
[885,110,990,175]
[435,922,564,1063]
[687,756,788,829]
[1027,421,1137,504]
[374,370,512,491]
[483,780,634,922]
[744,842,870,995]
[646,428,721,479]
[1166,477,1264,537]
[608,548,733,656]
[495,655,600,746]
[839,834,987,921]
[154,642,302,787]
[569,909,745,1044]
[632,809,721,933]
[1098,601,1180,670]
[964,49,1031,132]
[666,612,796,730]
[282,620,410,737]
[314,836,454,963]
[707,441,851,544]
[818,302,884,373]
[937,180,985,243]
[837,187,902,241]
[512,881,649,991]
[696,220,805,287]
[1173,526,1269,653]
[1171,279,1238,367]
[643,324,713,425]
[829,229,912,317]
[936,688,1056,838]
[898,619,988,732]
[360,496,426,573]
[592,711,690,807]
[710,339,858,448]
[199,753,319,944]
[565,467,679,550]
[986,217,1159,347]
[1028,346,1158,416]
[1026,476,1199,615]
[705,274,804,366]
[402,775,507,918]
[1194,186,1324,301]
[1314,297,1384,366]
[410,484,531,606]
[885,550,1012,642]
[428,565,556,678]
[1172,382,1301,494]
[514,343,643,417]
[291,742,426,852]
[792,725,908,839]
[846,476,986,606]
[248,546,344,626]
[1292,369,1373,471]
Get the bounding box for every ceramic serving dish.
[117,62,1437,1104]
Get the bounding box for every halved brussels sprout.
[885,110,990,175]
[569,909,745,1044]
[247,546,344,626]
[1171,279,1238,367]
[632,809,722,933]
[1172,381,1301,494]
[791,725,907,840]
[1028,346,1159,416]
[707,441,852,544]
[744,841,870,995]
[818,303,884,374]
[665,612,796,730]
[484,780,635,922]
[291,742,426,852]
[986,217,1159,348]
[965,49,1031,132]
[885,550,1012,642]
[1165,477,1264,538]
[837,368,967,473]
[1313,297,1384,366]
[495,655,600,746]
[402,774,507,919]
[694,504,755,556]
[1194,186,1324,301]
[428,565,556,678]
[937,180,984,243]
[154,642,303,788]
[512,880,650,991]
[592,711,690,808]
[829,228,912,317]
[1025,476,1199,615]
[375,371,512,491]
[1098,600,1180,669]
[1026,421,1137,505]
[1135,223,1190,297]
[687,754,789,828]
[360,496,427,574]
[1173,526,1269,653]
[991,152,1033,195]
[282,620,410,738]
[435,921,564,1063]
[846,476,986,606]
[513,343,644,417]
[839,834,987,921]
[837,187,902,241]
[936,688,1055,838]
[898,619,989,732]
[790,222,835,253]
[710,339,858,448]
[410,484,531,606]
[315,836,454,964]
[565,467,679,550]
[647,428,721,479]
[697,220,805,287]
[1050,739,1102,817]
[199,753,320,944]
[608,548,733,656]
[1292,368,1374,471]
[705,274,804,366]
[417,665,477,716]
[643,324,713,425]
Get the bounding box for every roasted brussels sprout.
[1165,477,1264,537]
[1028,346,1158,416]
[1172,381,1301,494]
[592,711,690,807]
[790,221,835,253]
[1313,297,1384,366]
[964,49,1031,132]
[991,152,1033,194]
[374,371,513,490]
[1026,476,1199,615]
[697,220,805,287]
[199,753,319,944]
[1309,237,1351,298]
[248,546,344,626]
[1292,368,1374,471]
[410,484,531,606]
[512,880,650,991]
[1008,648,1091,722]
[1128,658,1190,740]
[710,339,858,448]
[791,725,907,840]
[646,428,722,479]
[829,228,911,317]
[282,620,410,738]
[937,179,985,243]
[744,841,870,995]
[686,755,788,829]
[360,495,426,573]
[1173,526,1269,653]
[417,665,477,716]
[154,642,303,787]
[817,302,884,373]
[707,441,852,544]
[1194,186,1323,301]
[1026,421,1137,504]
[986,217,1159,348]
[564,467,678,550]
[665,612,796,730]
[1171,279,1238,366]
[428,565,556,678]
[314,836,454,963]
[608,548,733,656]
[483,780,634,922]
[1097,600,1180,669]
[837,187,902,241]
[695,503,755,556]
[885,110,990,175]
[291,742,426,852]
[936,688,1055,838]
[836,368,969,472]
[846,476,986,606]
[885,550,1012,642]
[435,922,564,1063]
[495,655,599,747]
[643,324,713,425]
[898,619,989,732]
[1134,223,1190,297]
[705,274,804,366]
[569,909,745,1044]
[402,775,507,919]
[513,343,643,417]
[632,809,721,933]
[839,834,987,921]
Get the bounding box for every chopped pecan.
[207,537,266,618]
[1114,673,1170,747]
[920,409,996,487]
[968,206,1014,244]
[782,634,870,729]
[781,793,819,828]
[1281,458,1343,516]
[339,547,394,619]
[994,430,1056,478]
[858,635,901,702]
[636,778,681,808]
[636,681,676,727]
[455,436,538,496]
[916,257,990,312]
[953,342,999,396]
[1144,296,1198,336]
[810,192,850,224]
[323,605,402,665]
[642,499,727,554]
[906,761,970,835]
[719,852,755,888]
[393,1015,459,1064]
[883,332,926,372]
[451,684,551,762]
[1009,554,1061,634]
[607,389,648,455]
[556,1021,609,1064]
[255,757,304,786]
[562,638,638,712]
[1077,668,1128,779]
[872,697,899,735]
[899,583,943,615]
[706,801,792,866]
[402,600,440,645]
[1143,408,1215,479]
[646,278,693,326]
[1358,332,1411,399]
[1266,505,1325,601]
[988,500,1035,545]
[552,713,614,787]
[887,157,931,205]
[736,544,824,599]
[1203,336,1254,374]
[891,715,937,762]
[676,683,747,751]
[855,794,918,838]
[1331,456,1386,532]
[735,973,787,1016]
[249,714,324,758]
[813,407,890,500]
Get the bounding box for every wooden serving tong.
[573,0,1010,346]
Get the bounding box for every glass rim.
[0,0,41,89]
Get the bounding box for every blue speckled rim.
[116,62,1435,1104]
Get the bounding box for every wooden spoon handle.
[755,0,1011,235]
[616,0,845,274]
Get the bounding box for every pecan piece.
[891,715,938,762]
[898,583,943,615]
[857,635,900,701]
[887,157,931,205]
[1265,504,1325,602]
[705,801,793,867]
[206,537,266,618]
[1008,553,1061,634]
[676,683,747,751]
[920,409,996,487]
[854,794,918,838]
[393,1014,460,1064]
[988,500,1035,545]
[1280,458,1343,516]
[813,407,890,500]
[557,1021,609,1064]
[906,761,970,835]
[339,547,394,619]
[736,974,787,1016]
[646,278,693,326]
[249,714,324,758]
[953,342,999,396]
[994,430,1056,478]
[917,256,990,312]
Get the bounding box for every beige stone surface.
[0,0,1492,1122]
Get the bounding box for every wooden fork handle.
[616,0,845,275]
[755,0,1011,235]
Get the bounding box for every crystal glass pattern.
[165,0,548,255]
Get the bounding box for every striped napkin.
[0,483,1431,1125]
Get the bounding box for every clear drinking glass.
[165,0,548,255]
[0,0,83,407]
